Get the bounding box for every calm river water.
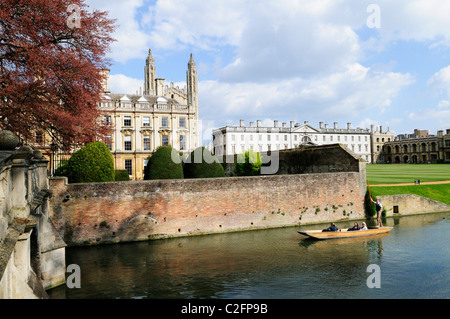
[47,212,450,299]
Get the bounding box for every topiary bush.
[144,145,184,180]
[183,147,225,178]
[67,141,115,183]
[235,150,262,176]
[114,170,130,181]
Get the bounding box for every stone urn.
[0,130,19,150]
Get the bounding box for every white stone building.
[212,120,376,163]
[98,49,200,180]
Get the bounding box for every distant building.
[381,129,450,164]
[98,49,200,179]
[212,120,393,163]
[30,49,200,180]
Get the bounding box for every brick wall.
[49,169,366,246]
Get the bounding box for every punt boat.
[298,227,393,240]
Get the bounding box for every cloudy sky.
[86,0,450,144]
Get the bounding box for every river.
[47,212,450,299]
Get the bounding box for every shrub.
[364,189,377,217]
[114,170,130,181]
[54,160,69,177]
[183,147,225,178]
[235,150,262,176]
[67,141,114,183]
[144,146,184,180]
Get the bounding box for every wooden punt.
[298,227,393,240]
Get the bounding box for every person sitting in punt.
[322,223,339,232]
[360,222,368,230]
[347,222,360,231]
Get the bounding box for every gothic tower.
[144,49,156,95]
[186,53,198,114]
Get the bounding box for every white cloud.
[109,74,144,94]
[86,0,150,63]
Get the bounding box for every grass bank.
[366,164,450,185]
[369,184,450,205]
[366,164,450,205]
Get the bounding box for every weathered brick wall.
[49,170,366,246]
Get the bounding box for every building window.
[232,145,236,153]
[294,135,297,141]
[125,159,132,176]
[105,135,112,150]
[104,115,112,126]
[179,117,186,128]
[162,135,169,146]
[124,116,131,127]
[323,136,326,141]
[241,134,244,141]
[161,117,169,127]
[232,134,236,142]
[124,135,132,151]
[284,135,287,141]
[35,132,44,145]
[143,116,150,127]
[268,135,271,141]
[143,135,151,151]
[259,135,262,141]
[180,135,186,150]
[250,135,253,141]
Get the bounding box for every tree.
[144,146,184,180]
[235,150,262,176]
[0,0,116,148]
[67,141,114,183]
[184,147,225,178]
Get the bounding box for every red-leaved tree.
[0,0,116,148]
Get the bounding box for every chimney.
[257,120,261,127]
[334,122,338,129]
[319,122,324,129]
[240,119,245,127]
[250,122,254,127]
[274,120,278,128]
[290,121,295,128]
[379,126,383,133]
[155,78,165,96]
[371,124,374,133]
[347,123,352,129]
[438,130,444,138]
[282,122,286,128]
[446,129,450,135]
[325,124,329,129]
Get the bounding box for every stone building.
[212,120,393,163]
[97,49,200,180]
[28,50,200,180]
[381,129,450,164]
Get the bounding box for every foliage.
[144,146,184,180]
[364,189,377,218]
[67,141,114,183]
[0,0,116,146]
[114,170,130,181]
[235,150,262,176]
[54,160,69,177]
[183,147,225,178]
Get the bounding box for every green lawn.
[370,184,450,205]
[366,164,450,185]
[366,164,450,205]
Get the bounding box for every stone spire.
[186,53,198,110]
[144,49,156,95]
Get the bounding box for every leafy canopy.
[0,0,116,147]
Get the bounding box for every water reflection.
[48,212,450,299]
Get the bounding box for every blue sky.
[87,0,450,145]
